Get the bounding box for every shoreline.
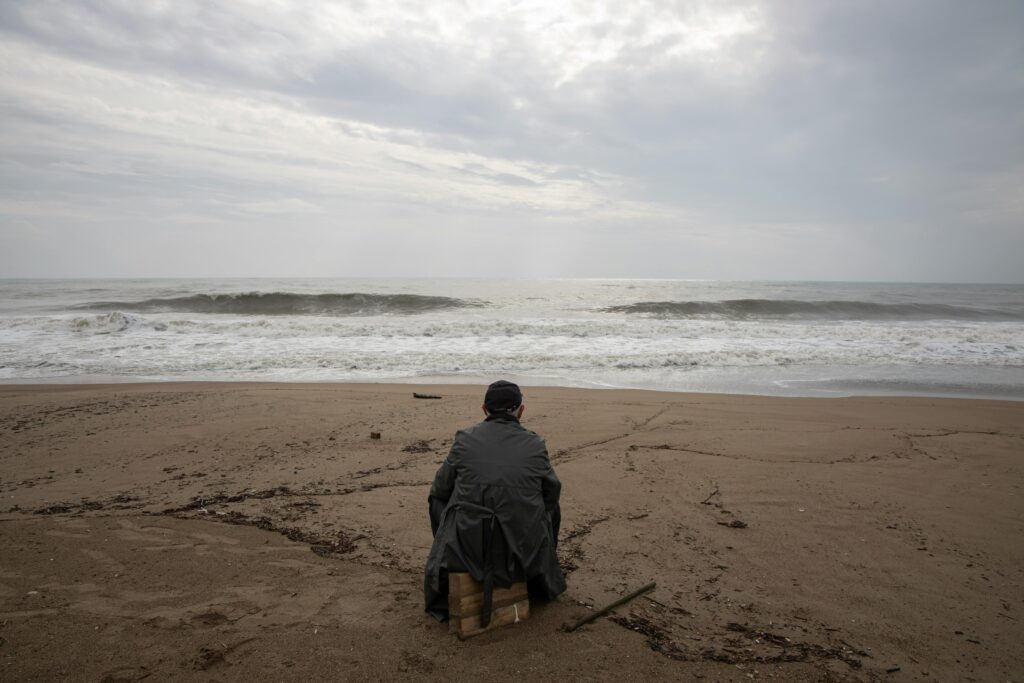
[2,382,1022,681]
[2,375,1022,402]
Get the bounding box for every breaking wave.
[73,292,485,316]
[69,312,167,334]
[603,299,1024,321]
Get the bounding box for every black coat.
[423,412,565,621]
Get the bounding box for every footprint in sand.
[188,530,242,546]
[44,517,93,539]
[81,548,125,573]
[191,610,230,626]
[99,666,151,683]
[112,519,179,544]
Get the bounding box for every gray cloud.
[0,0,1021,280]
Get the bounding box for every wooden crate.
[448,573,530,639]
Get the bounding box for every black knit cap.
[484,380,522,413]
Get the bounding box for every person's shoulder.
[502,420,543,440]
[457,421,488,437]
[521,427,547,449]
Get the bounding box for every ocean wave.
[69,312,168,334]
[2,321,1022,387]
[603,299,1024,321]
[72,292,485,316]
[2,313,1021,349]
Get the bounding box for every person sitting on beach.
[423,380,565,621]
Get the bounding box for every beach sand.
[0,383,1021,682]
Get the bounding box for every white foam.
[1,279,1022,397]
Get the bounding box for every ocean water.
[0,278,1022,399]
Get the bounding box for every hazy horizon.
[2,2,1022,282]
[2,276,1024,286]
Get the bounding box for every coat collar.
[484,411,521,424]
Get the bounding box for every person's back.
[423,381,565,622]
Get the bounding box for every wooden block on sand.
[448,573,529,639]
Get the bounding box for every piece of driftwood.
[564,582,656,632]
[701,486,720,504]
[718,519,747,528]
[448,573,529,640]
[414,393,443,399]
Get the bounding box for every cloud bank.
[1,0,1021,280]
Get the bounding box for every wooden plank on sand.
[448,573,529,639]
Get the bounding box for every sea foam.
[2,278,1022,398]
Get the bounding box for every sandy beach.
[0,382,1021,682]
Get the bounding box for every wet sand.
[0,383,1021,682]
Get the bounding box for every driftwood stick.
[700,486,720,504]
[413,393,443,399]
[565,582,656,632]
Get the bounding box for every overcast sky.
[1,1,1021,281]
